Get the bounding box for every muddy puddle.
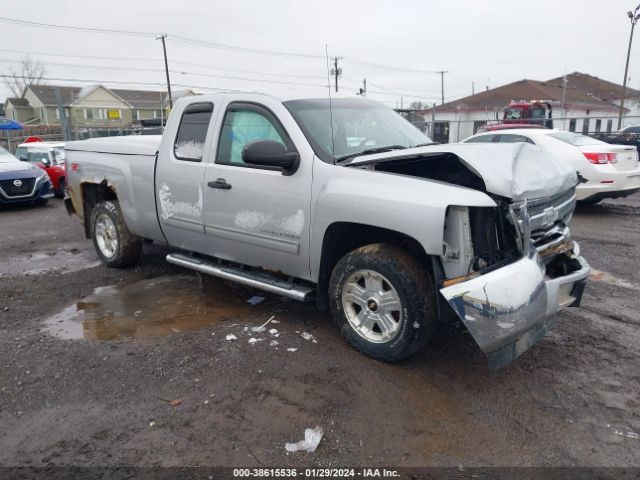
[43,275,255,340]
[0,246,100,277]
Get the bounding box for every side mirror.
[19,155,28,162]
[242,140,299,174]
[41,158,51,167]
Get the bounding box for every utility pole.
[618,5,640,129]
[54,86,72,141]
[363,78,367,96]
[157,34,173,109]
[472,81,475,96]
[330,57,343,92]
[560,74,568,129]
[436,71,448,105]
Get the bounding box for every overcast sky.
[0,0,638,108]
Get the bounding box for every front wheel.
[329,244,436,362]
[90,200,142,267]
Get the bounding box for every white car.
[462,128,640,203]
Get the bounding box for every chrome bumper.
[440,242,590,369]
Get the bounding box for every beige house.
[3,84,193,127]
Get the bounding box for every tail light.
[583,152,618,164]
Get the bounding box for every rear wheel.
[90,200,142,267]
[329,244,435,362]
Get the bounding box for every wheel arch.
[80,181,118,238]
[315,222,442,311]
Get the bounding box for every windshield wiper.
[335,145,408,165]
[411,142,439,147]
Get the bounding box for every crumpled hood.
[348,142,578,200]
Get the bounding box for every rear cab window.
[216,103,291,167]
[173,102,214,162]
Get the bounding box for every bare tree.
[3,56,46,98]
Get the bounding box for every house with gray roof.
[3,84,194,127]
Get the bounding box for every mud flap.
[64,195,76,216]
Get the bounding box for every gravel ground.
[0,195,639,468]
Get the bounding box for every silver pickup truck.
[64,92,590,368]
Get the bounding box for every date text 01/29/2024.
[232,468,400,477]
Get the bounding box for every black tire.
[329,244,436,362]
[55,178,65,198]
[90,200,143,267]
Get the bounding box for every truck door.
[156,102,215,251]
[202,101,312,280]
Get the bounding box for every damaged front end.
[439,188,590,369]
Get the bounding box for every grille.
[526,189,576,217]
[0,178,36,197]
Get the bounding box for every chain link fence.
[399,111,640,149]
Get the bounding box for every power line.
[0,58,328,88]
[169,36,324,59]
[342,57,439,74]
[0,48,326,80]
[0,16,443,72]
[0,16,157,37]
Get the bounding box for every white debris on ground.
[270,340,279,346]
[287,348,297,352]
[248,337,259,344]
[225,334,237,341]
[300,332,317,343]
[251,316,275,333]
[269,328,278,335]
[285,426,323,453]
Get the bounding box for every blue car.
[0,145,53,206]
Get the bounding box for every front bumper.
[440,242,590,369]
[0,179,53,204]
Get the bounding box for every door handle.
[208,178,232,190]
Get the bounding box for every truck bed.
[65,135,165,243]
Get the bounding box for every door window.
[217,105,287,165]
[173,102,214,162]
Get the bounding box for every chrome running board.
[166,253,314,302]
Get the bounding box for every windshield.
[547,131,604,146]
[0,145,18,163]
[284,98,430,162]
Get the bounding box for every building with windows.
[3,84,194,127]
[419,73,640,143]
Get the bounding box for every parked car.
[620,124,640,134]
[592,127,640,156]
[64,93,589,369]
[462,129,640,203]
[0,145,52,206]
[15,142,66,197]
